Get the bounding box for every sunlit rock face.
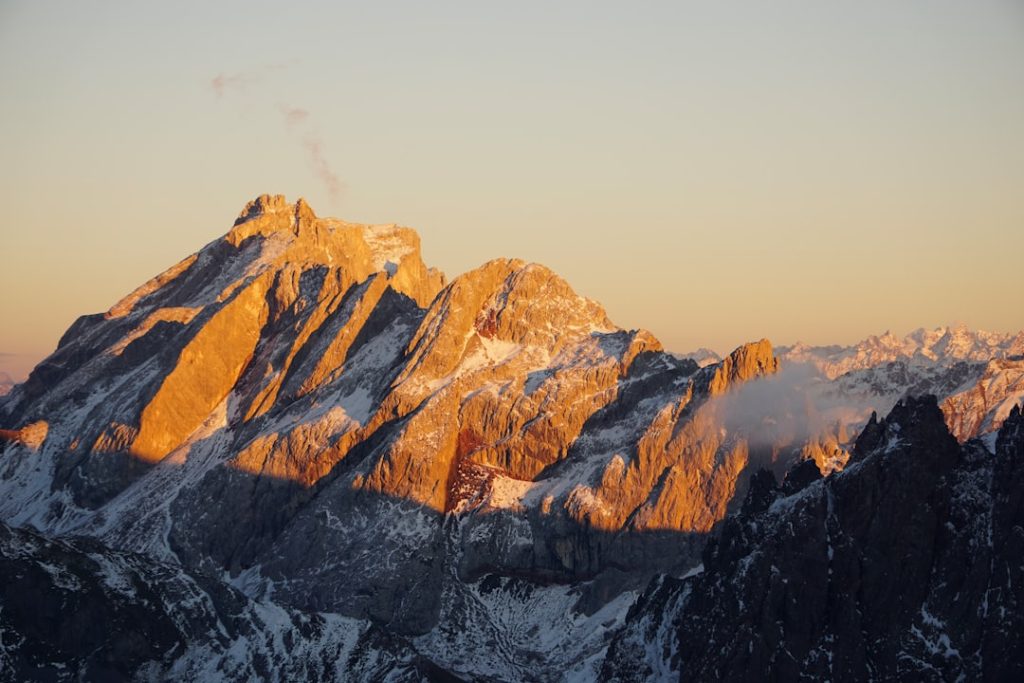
[0,196,795,644]
[1,195,445,502]
[941,357,1024,441]
[0,420,47,449]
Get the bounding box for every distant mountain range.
[779,328,1024,444]
[777,325,1024,378]
[1,196,1021,681]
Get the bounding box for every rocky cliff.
[602,398,1024,681]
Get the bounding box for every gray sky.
[2,0,1022,379]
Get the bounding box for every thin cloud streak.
[302,136,343,201]
[210,72,251,98]
[279,104,343,202]
[209,62,294,98]
[278,103,343,201]
[210,65,344,204]
[279,105,310,127]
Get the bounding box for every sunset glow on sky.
[1,1,1022,380]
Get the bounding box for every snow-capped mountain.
[778,326,1024,380]
[1,196,1020,681]
[0,196,789,680]
[942,357,1024,442]
[769,328,1024,445]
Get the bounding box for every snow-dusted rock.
[603,399,1024,681]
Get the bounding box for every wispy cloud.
[302,136,343,201]
[209,63,292,98]
[210,72,250,98]
[279,105,310,127]
[211,65,343,203]
[277,104,343,202]
[278,104,342,200]
[707,361,881,468]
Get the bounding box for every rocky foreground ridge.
[0,521,444,682]
[1,196,1021,681]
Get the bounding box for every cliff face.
[602,399,1024,682]
[941,357,1024,441]
[0,196,783,644]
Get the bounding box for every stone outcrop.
[700,338,778,396]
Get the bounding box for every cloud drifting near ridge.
[705,361,882,470]
[210,67,343,203]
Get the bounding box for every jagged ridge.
[602,399,1024,681]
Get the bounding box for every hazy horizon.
[2,1,1023,381]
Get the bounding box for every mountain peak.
[294,196,316,222]
[704,338,779,395]
[233,193,297,226]
[227,194,320,245]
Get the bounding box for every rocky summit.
[1,196,1021,681]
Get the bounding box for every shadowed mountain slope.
[602,399,1024,681]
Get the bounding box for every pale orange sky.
[1,1,1023,381]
